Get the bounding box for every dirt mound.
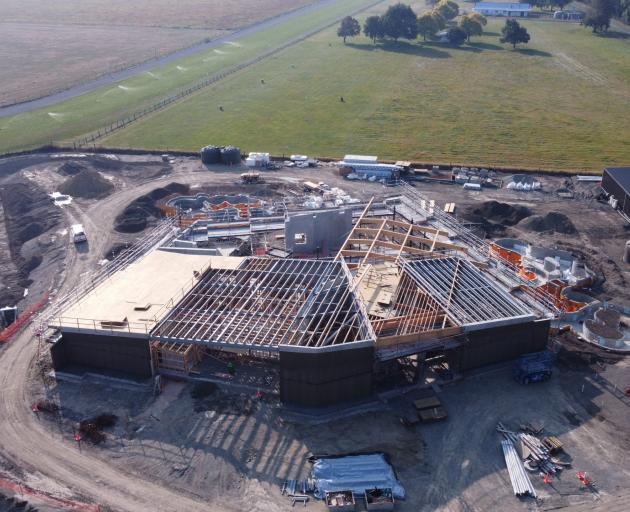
[0,494,38,512]
[57,161,86,176]
[469,201,532,226]
[0,180,61,302]
[518,212,577,234]
[58,169,114,199]
[114,182,189,233]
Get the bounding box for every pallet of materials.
[418,406,448,423]
[413,396,441,411]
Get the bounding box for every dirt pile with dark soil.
[0,493,38,512]
[518,211,577,234]
[469,201,532,225]
[462,200,532,237]
[114,182,189,233]
[58,169,114,199]
[57,161,86,176]
[0,180,61,304]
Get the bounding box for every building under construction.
[49,184,553,406]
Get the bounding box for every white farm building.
[473,2,532,17]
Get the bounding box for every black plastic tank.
[200,145,222,164]
[220,146,241,165]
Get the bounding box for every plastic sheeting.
[311,454,405,500]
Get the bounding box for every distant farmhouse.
[473,2,532,17]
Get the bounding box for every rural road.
[0,0,357,119]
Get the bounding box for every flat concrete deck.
[55,250,243,334]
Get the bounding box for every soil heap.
[115,182,189,233]
[463,200,532,236]
[57,161,86,176]
[0,180,61,304]
[518,212,577,234]
[58,169,114,199]
[469,201,532,226]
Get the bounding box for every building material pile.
[500,439,537,498]
[497,422,567,475]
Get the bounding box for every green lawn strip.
[103,17,630,171]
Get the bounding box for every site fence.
[72,0,385,148]
[0,292,49,344]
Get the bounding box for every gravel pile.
[58,169,114,199]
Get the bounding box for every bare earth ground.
[0,153,629,511]
[0,23,220,108]
[0,0,314,107]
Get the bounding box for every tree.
[431,10,446,30]
[447,26,467,46]
[469,12,487,26]
[381,3,419,41]
[584,0,616,32]
[500,19,530,48]
[417,12,440,41]
[555,0,571,10]
[337,16,360,44]
[363,15,384,43]
[459,15,483,41]
[435,0,459,20]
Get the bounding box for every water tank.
[200,145,222,164]
[624,240,630,264]
[221,146,241,166]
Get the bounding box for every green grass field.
[0,0,375,154]
[102,15,630,172]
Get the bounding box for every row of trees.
[338,2,489,46]
[338,2,531,48]
[583,0,627,31]
[528,0,572,11]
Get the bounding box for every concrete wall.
[285,209,353,257]
[449,319,550,372]
[279,346,374,406]
[602,170,630,217]
[51,331,152,377]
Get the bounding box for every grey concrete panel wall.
[51,332,152,377]
[449,319,550,372]
[285,209,353,257]
[602,170,630,216]
[279,346,374,406]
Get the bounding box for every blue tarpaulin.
[311,454,405,500]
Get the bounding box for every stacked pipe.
[497,423,565,475]
[501,439,537,498]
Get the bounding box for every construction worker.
[227,361,236,376]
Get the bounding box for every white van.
[70,224,87,243]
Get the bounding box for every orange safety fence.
[0,292,49,343]
[489,243,588,313]
[489,243,523,266]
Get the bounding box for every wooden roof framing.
[336,207,467,266]
[150,257,373,350]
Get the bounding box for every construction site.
[0,151,629,511]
